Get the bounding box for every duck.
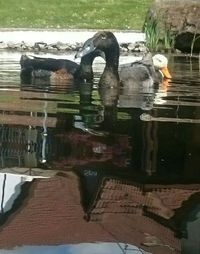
[75,31,172,88]
[119,53,172,88]
[20,49,104,85]
[151,53,172,81]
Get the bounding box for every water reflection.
[0,170,56,214]
[0,242,148,254]
[0,52,200,253]
[0,172,186,253]
[0,125,52,168]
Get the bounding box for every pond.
[0,51,200,254]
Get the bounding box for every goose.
[75,31,120,88]
[75,31,172,88]
[20,49,104,85]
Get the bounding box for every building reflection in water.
[0,168,200,253]
[0,125,51,168]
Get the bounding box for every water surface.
[0,51,200,254]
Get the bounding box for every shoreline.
[0,29,146,54]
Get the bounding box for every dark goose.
[20,49,103,84]
[75,31,172,88]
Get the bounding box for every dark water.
[0,52,200,254]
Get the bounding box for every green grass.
[0,0,153,30]
[144,16,176,52]
[143,19,160,51]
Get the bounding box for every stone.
[46,45,59,52]
[127,43,136,51]
[56,41,70,51]
[23,41,35,49]
[119,45,128,52]
[69,44,78,50]
[144,0,200,53]
[7,41,21,49]
[34,42,48,50]
[133,42,148,53]
[0,42,7,49]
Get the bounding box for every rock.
[7,41,21,49]
[127,43,136,51]
[133,41,148,53]
[0,42,7,49]
[56,41,70,51]
[175,32,200,53]
[20,41,28,50]
[144,0,200,53]
[34,42,48,50]
[119,42,148,53]
[23,41,35,49]
[46,45,59,52]
[69,44,78,50]
[119,45,128,52]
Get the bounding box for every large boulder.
[144,0,200,53]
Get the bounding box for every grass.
[143,18,160,51]
[0,0,153,30]
[143,16,176,52]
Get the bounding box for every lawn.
[0,0,153,30]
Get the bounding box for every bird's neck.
[81,52,95,63]
[79,62,93,76]
[78,55,95,81]
[80,54,95,72]
[104,47,119,74]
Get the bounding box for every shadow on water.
[0,52,200,253]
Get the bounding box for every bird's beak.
[75,38,96,59]
[160,67,172,79]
